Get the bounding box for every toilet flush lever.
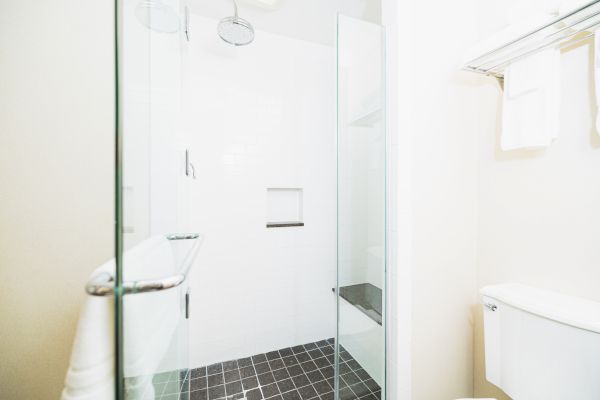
[484,302,498,312]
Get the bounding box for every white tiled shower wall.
[182,15,337,368]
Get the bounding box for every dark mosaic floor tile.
[297,384,318,400]
[222,360,238,372]
[291,373,311,389]
[267,351,281,361]
[255,362,271,374]
[325,354,334,364]
[312,379,332,395]
[287,364,304,377]
[207,373,224,387]
[307,349,323,359]
[339,345,347,353]
[292,345,305,354]
[272,367,290,381]
[303,343,317,351]
[190,389,208,400]
[359,394,377,400]
[300,361,318,373]
[339,363,352,375]
[295,352,311,363]
[252,354,268,364]
[238,357,253,368]
[240,366,256,379]
[372,390,381,399]
[191,367,207,379]
[282,390,302,400]
[346,360,361,371]
[269,359,285,371]
[313,357,329,369]
[278,348,294,358]
[339,387,358,400]
[316,340,329,348]
[339,377,349,388]
[269,396,284,400]
[283,355,299,367]
[190,377,207,391]
[262,382,281,398]
[349,382,370,398]
[354,369,370,381]
[363,379,380,392]
[247,388,264,400]
[320,392,334,400]
[258,372,276,386]
[225,380,243,396]
[340,352,352,362]
[306,370,324,384]
[224,369,241,383]
[341,372,360,386]
[208,384,225,400]
[242,376,259,390]
[326,338,334,345]
[229,394,245,400]
[207,363,223,375]
[320,346,334,356]
[321,366,334,379]
[277,378,296,393]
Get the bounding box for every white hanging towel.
[501,48,561,151]
[595,30,600,136]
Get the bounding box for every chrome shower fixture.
[217,0,255,46]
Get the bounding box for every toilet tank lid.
[480,283,600,334]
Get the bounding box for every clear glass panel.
[118,0,193,399]
[336,14,386,400]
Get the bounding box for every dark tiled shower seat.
[153,339,381,400]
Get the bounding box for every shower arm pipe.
[232,0,239,18]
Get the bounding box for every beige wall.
[0,1,114,399]
[473,36,600,399]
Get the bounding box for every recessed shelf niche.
[266,188,304,228]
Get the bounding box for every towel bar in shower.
[85,233,201,297]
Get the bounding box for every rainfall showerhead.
[218,0,254,46]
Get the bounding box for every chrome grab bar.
[85,233,201,297]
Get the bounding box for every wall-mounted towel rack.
[464,0,600,78]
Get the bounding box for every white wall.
[473,33,600,400]
[182,15,337,367]
[0,1,114,398]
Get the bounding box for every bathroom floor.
[147,339,381,400]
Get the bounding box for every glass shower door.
[336,14,386,400]
[116,0,196,399]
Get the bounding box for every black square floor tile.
[258,372,276,385]
[306,370,324,384]
[354,369,370,381]
[283,355,299,367]
[321,366,334,379]
[267,351,281,361]
[190,377,207,391]
[372,390,381,399]
[273,367,290,381]
[300,361,318,373]
[282,390,302,400]
[207,363,223,375]
[316,340,329,347]
[326,338,334,345]
[262,382,281,398]
[191,367,207,379]
[341,372,360,386]
[190,389,208,400]
[225,380,243,396]
[295,352,311,363]
[252,354,268,364]
[363,379,380,392]
[339,387,357,400]
[270,359,286,371]
[255,362,271,374]
[224,369,241,383]
[297,384,318,400]
[359,394,377,400]
[207,374,224,387]
[238,357,253,368]
[349,382,370,398]
[240,366,256,379]
[303,343,317,351]
[339,363,352,375]
[340,352,352,362]
[321,392,334,400]
[242,376,259,390]
[208,384,225,400]
[307,349,323,359]
[277,378,296,393]
[313,357,329,369]
[223,360,238,371]
[269,396,284,400]
[287,364,304,377]
[278,348,294,358]
[291,345,305,354]
[320,346,334,356]
[312,379,331,395]
[291,374,310,389]
[346,360,361,371]
[247,388,264,400]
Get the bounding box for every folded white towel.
[595,30,600,136]
[62,236,187,400]
[501,48,561,151]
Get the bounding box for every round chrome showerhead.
[218,0,254,46]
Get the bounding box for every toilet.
[481,283,600,399]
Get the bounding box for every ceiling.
[186,0,382,46]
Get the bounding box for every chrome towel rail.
[85,233,201,297]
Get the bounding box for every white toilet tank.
[481,283,600,400]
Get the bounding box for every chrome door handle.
[86,272,185,296]
[483,302,498,312]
